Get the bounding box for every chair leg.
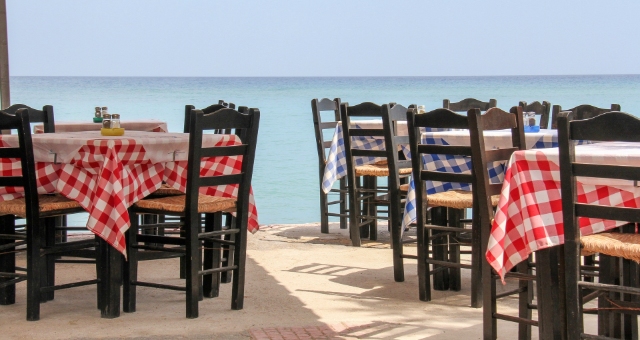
[320,184,329,234]
[230,214,247,311]
[0,215,16,305]
[431,207,449,291]
[123,213,138,313]
[448,208,461,292]
[42,217,56,302]
[470,203,482,308]
[418,214,430,301]
[179,217,186,279]
[339,178,348,230]
[26,218,42,321]
[517,259,533,340]
[359,177,371,240]
[348,177,362,247]
[221,213,234,284]
[203,213,221,298]
[367,176,377,241]
[482,255,497,339]
[390,188,404,283]
[185,216,200,318]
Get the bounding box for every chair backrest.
[519,100,551,129]
[185,107,260,232]
[557,111,640,337]
[381,103,411,195]
[340,102,385,185]
[3,104,55,133]
[468,107,526,248]
[407,107,471,226]
[443,98,497,112]
[0,108,40,224]
[311,98,342,168]
[184,101,239,133]
[550,103,621,129]
[406,105,525,230]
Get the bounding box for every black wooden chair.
[466,107,538,339]
[519,101,551,129]
[550,103,621,129]
[380,103,413,283]
[123,106,260,318]
[340,102,412,247]
[0,108,97,321]
[311,98,348,233]
[443,98,497,112]
[559,111,640,340]
[407,107,484,306]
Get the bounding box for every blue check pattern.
[401,131,566,230]
[322,122,445,194]
[322,123,386,194]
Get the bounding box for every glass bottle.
[102,114,112,129]
[95,107,102,118]
[111,114,121,128]
[101,106,109,118]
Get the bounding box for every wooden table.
[490,142,640,338]
[0,130,259,317]
[33,119,168,133]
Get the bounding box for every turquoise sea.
[10,75,640,225]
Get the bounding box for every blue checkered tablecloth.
[321,120,442,194]
[401,129,562,230]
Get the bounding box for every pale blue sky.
[7,0,640,76]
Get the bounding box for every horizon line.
[8,74,640,78]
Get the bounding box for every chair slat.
[200,145,247,158]
[420,170,473,184]
[352,149,386,158]
[0,147,22,158]
[198,173,244,188]
[418,144,473,157]
[485,147,519,163]
[0,176,24,187]
[349,128,384,137]
[573,163,640,181]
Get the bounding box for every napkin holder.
[101,128,125,136]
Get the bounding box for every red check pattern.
[488,145,640,281]
[0,133,258,256]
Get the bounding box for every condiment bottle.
[102,114,112,129]
[95,107,102,118]
[101,107,109,117]
[111,114,121,128]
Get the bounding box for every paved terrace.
[2,223,595,339]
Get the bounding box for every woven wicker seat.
[580,232,640,263]
[0,194,82,218]
[355,163,412,177]
[427,190,500,210]
[133,194,236,214]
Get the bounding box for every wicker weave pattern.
[0,194,83,218]
[355,163,412,177]
[427,190,500,210]
[581,232,640,262]
[134,194,237,213]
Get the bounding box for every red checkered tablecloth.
[488,142,640,280]
[0,131,259,256]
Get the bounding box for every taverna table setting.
[0,103,261,320]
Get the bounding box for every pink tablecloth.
[34,120,168,133]
[488,142,640,280]
[0,131,258,256]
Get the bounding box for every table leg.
[99,238,121,318]
[536,245,566,340]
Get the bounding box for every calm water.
[10,75,640,225]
